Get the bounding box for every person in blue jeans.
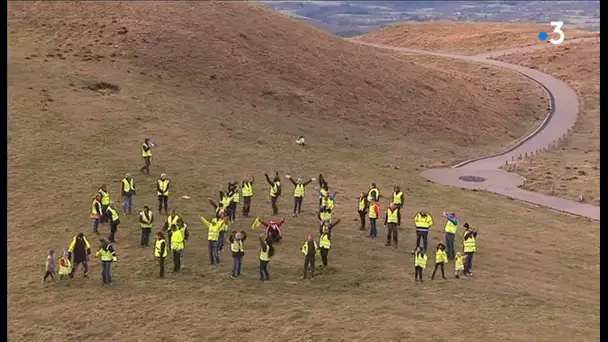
[442,212,459,260]
[368,199,380,239]
[120,173,135,215]
[230,231,246,279]
[259,234,273,281]
[95,238,116,285]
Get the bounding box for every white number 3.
[550,21,565,45]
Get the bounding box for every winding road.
[351,38,600,221]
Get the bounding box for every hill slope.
[8,3,598,341]
[357,21,598,55]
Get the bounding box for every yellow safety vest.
[122,178,134,193]
[231,240,244,253]
[435,249,447,264]
[155,239,167,257]
[367,188,379,201]
[242,182,253,197]
[444,220,458,234]
[320,211,332,222]
[414,213,433,228]
[157,179,170,196]
[455,256,464,271]
[140,210,153,228]
[141,142,152,157]
[294,184,305,197]
[99,189,110,205]
[91,199,101,216]
[414,253,428,269]
[387,208,399,224]
[464,235,477,253]
[358,198,366,211]
[320,188,328,197]
[166,215,179,229]
[393,191,403,205]
[171,229,184,250]
[221,196,231,208]
[58,257,72,275]
[232,192,240,203]
[269,182,280,197]
[99,248,114,261]
[368,204,379,219]
[259,245,270,261]
[106,206,119,222]
[301,240,319,256]
[319,234,331,249]
[207,222,221,241]
[321,197,335,210]
[213,217,229,232]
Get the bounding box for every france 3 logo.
[538,22,565,45]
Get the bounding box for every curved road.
[351,38,600,221]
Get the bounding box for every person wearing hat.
[357,192,369,231]
[96,238,117,285]
[157,173,170,215]
[139,205,154,247]
[105,202,121,243]
[68,232,92,278]
[384,203,401,247]
[261,217,285,243]
[264,172,282,215]
[301,233,319,279]
[154,231,167,278]
[90,194,102,234]
[442,212,459,260]
[462,223,478,276]
[285,174,315,217]
[413,209,434,253]
[58,250,72,281]
[140,138,154,175]
[120,173,136,215]
[98,184,111,223]
[229,231,247,278]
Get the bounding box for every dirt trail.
[351,37,600,221]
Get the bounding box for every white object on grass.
[182,195,191,199]
[295,136,305,145]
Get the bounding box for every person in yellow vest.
[157,173,170,215]
[462,223,478,276]
[58,250,72,281]
[201,215,225,265]
[442,212,459,260]
[98,184,111,223]
[68,232,92,278]
[320,192,336,211]
[176,218,189,266]
[431,243,448,280]
[367,183,380,202]
[301,233,319,279]
[264,172,282,215]
[138,205,154,247]
[91,194,102,234]
[454,252,465,279]
[208,198,227,218]
[120,173,136,215]
[162,209,180,247]
[393,186,404,210]
[318,226,331,269]
[318,205,333,224]
[413,209,434,253]
[105,203,120,244]
[357,192,369,231]
[139,138,154,175]
[154,231,167,278]
[384,203,400,247]
[413,246,428,283]
[317,173,330,206]
[96,238,117,285]
[259,233,273,281]
[169,224,185,272]
[285,174,314,217]
[227,182,239,223]
[229,231,247,279]
[241,175,255,217]
[368,198,380,239]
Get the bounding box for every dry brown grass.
[357,21,598,55]
[8,3,598,341]
[496,40,600,205]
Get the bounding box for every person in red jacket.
[261,218,285,243]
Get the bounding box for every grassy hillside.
[8,3,598,341]
[497,39,600,205]
[357,21,598,54]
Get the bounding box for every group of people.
[43,138,479,285]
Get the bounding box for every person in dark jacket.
[229,231,247,279]
[285,174,314,216]
[68,233,91,278]
[154,231,167,278]
[301,233,319,279]
[241,175,255,217]
[264,172,282,215]
[357,192,369,231]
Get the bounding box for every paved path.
[351,38,600,221]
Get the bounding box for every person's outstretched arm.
[208,199,218,210]
[264,173,273,186]
[303,179,313,186]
